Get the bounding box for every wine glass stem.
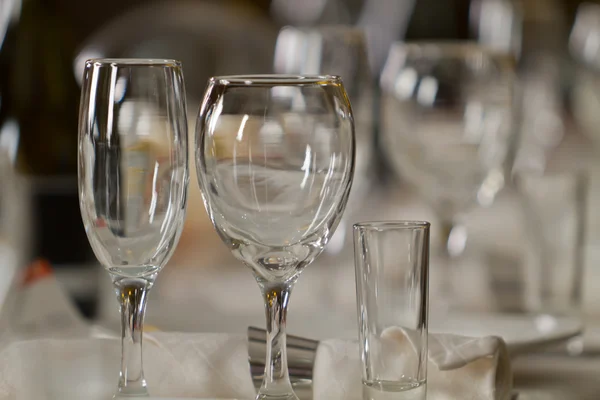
[438,216,467,308]
[113,276,153,397]
[439,218,456,307]
[440,219,454,259]
[258,283,297,400]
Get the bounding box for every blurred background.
[3,0,600,339]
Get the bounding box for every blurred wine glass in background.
[273,25,373,254]
[74,0,278,112]
[380,42,516,309]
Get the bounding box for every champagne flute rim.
[353,221,431,231]
[85,58,182,67]
[210,74,342,86]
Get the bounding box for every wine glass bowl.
[380,43,514,215]
[196,75,354,399]
[78,58,188,395]
[197,75,354,284]
[79,59,188,278]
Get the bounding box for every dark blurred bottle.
[1,0,96,315]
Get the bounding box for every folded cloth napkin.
[0,332,256,400]
[314,327,512,400]
[0,329,511,400]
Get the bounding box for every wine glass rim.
[279,24,367,37]
[512,170,589,185]
[391,40,490,52]
[387,40,517,63]
[85,58,182,67]
[353,221,431,231]
[210,74,342,86]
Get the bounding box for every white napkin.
[0,332,256,400]
[313,327,512,400]
[0,329,511,400]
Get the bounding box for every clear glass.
[195,74,355,400]
[274,25,373,254]
[354,221,429,400]
[380,42,515,305]
[514,172,587,322]
[470,0,523,59]
[78,58,188,396]
[570,3,600,147]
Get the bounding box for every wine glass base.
[114,387,149,398]
[255,393,300,400]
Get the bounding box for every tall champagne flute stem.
[113,276,154,396]
[258,283,296,400]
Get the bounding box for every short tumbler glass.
[354,221,430,400]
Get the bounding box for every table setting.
[4,5,600,399]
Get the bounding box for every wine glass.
[379,43,515,306]
[78,59,188,396]
[195,75,355,400]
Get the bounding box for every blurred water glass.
[354,221,429,400]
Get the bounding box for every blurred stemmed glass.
[470,0,523,60]
[78,59,188,396]
[274,26,373,253]
[195,75,355,400]
[569,2,600,148]
[380,43,515,307]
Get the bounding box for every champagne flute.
[78,58,188,396]
[195,75,355,400]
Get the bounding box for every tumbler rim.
[353,221,431,231]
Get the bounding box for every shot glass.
[354,221,430,400]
